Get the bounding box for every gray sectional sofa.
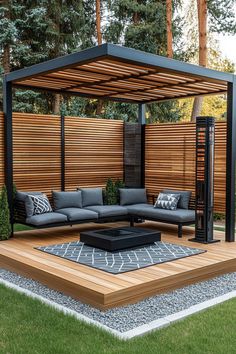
[15,188,195,238]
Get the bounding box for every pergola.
[3,43,236,241]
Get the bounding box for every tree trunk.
[50,2,62,115]
[133,0,140,25]
[53,94,61,115]
[2,1,11,74]
[96,0,102,45]
[133,11,140,25]
[198,0,207,67]
[191,0,207,121]
[166,0,173,58]
[96,0,103,115]
[3,44,10,74]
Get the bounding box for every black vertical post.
[138,103,146,188]
[3,77,14,228]
[226,79,236,242]
[61,114,65,191]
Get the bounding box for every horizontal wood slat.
[65,117,124,190]
[15,57,227,103]
[145,121,226,214]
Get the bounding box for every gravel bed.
[0,268,236,333]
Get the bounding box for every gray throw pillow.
[119,188,147,206]
[162,189,192,209]
[154,193,180,211]
[80,188,103,207]
[16,191,43,217]
[52,191,82,210]
[26,194,52,215]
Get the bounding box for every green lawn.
[0,284,236,354]
[14,223,34,232]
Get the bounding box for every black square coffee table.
[80,227,161,251]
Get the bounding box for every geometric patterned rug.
[36,241,206,274]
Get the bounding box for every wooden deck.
[0,221,236,310]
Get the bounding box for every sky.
[218,3,236,68]
[218,33,236,69]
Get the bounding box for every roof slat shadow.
[7,43,232,103]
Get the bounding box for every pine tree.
[0,0,95,114]
[41,0,89,114]
[0,1,50,111]
[0,185,11,241]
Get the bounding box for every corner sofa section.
[119,188,195,237]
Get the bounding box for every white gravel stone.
[0,268,236,333]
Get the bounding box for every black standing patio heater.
[189,116,219,244]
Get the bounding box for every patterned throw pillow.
[28,194,52,215]
[154,193,180,211]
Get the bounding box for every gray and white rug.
[36,241,206,274]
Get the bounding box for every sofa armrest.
[14,199,27,222]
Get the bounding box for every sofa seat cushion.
[85,205,128,218]
[56,208,98,221]
[128,205,195,223]
[126,203,152,213]
[26,212,67,226]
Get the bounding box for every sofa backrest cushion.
[16,191,43,217]
[52,191,82,210]
[162,189,192,210]
[119,188,147,206]
[80,188,103,207]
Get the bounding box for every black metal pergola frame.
[2,43,236,242]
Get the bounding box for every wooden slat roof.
[6,44,233,103]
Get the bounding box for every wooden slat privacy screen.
[145,122,226,213]
[65,117,124,190]
[0,112,227,213]
[12,113,61,195]
[0,113,124,195]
